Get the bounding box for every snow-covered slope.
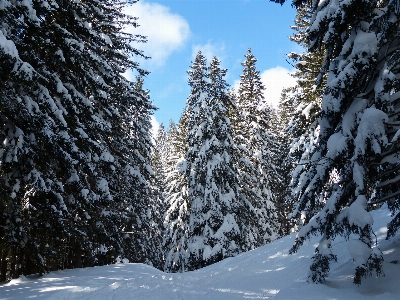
[1,205,400,299]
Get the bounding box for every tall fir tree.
[164,52,209,272]
[163,119,191,272]
[121,76,162,269]
[275,3,326,235]
[152,123,169,215]
[0,0,155,281]
[184,54,244,270]
[233,49,279,247]
[273,0,400,284]
[163,53,209,272]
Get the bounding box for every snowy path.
[1,206,400,299]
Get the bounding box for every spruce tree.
[164,53,210,272]
[147,123,170,270]
[121,76,162,268]
[163,119,191,272]
[233,49,279,247]
[273,0,400,284]
[163,53,209,272]
[275,3,326,235]
[152,123,169,215]
[185,55,243,270]
[0,0,154,280]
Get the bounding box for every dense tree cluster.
[2,0,399,288]
[273,0,400,285]
[162,51,280,272]
[0,0,158,281]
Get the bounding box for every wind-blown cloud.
[192,42,226,63]
[233,66,296,108]
[124,1,190,67]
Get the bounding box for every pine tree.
[152,123,169,214]
[164,53,210,272]
[163,119,191,272]
[275,3,326,235]
[0,0,155,280]
[147,123,169,269]
[120,76,162,269]
[185,55,243,270]
[273,0,400,284]
[233,49,279,247]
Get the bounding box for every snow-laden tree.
[275,3,326,235]
[121,77,162,269]
[184,56,244,270]
[233,49,279,247]
[164,53,209,272]
[0,0,154,280]
[163,53,209,272]
[273,0,400,284]
[152,123,169,214]
[163,119,191,272]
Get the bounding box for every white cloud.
[124,1,190,66]
[192,42,226,63]
[261,66,296,108]
[232,66,296,108]
[150,115,160,140]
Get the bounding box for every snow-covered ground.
[1,205,400,299]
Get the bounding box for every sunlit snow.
[2,205,400,299]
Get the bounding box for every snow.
[348,239,372,267]
[348,195,373,227]
[55,49,66,62]
[354,107,388,155]
[66,171,79,183]
[2,206,400,299]
[100,151,114,162]
[21,0,39,22]
[301,102,314,119]
[97,178,112,200]
[352,162,365,195]
[327,132,348,159]
[342,98,368,137]
[0,30,19,58]
[351,30,377,58]
[101,33,113,46]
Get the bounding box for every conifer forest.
[1,0,400,288]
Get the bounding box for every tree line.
[1,0,400,286]
[0,0,161,281]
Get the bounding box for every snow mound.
[1,206,400,299]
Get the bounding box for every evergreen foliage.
[163,119,190,272]
[152,123,169,215]
[125,77,163,269]
[233,49,279,247]
[163,53,209,272]
[5,0,400,287]
[0,0,156,281]
[274,0,400,284]
[275,3,326,234]
[186,56,243,270]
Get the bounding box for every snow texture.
[0,29,19,58]
[348,239,372,267]
[1,205,399,299]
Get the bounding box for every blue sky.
[124,0,299,133]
